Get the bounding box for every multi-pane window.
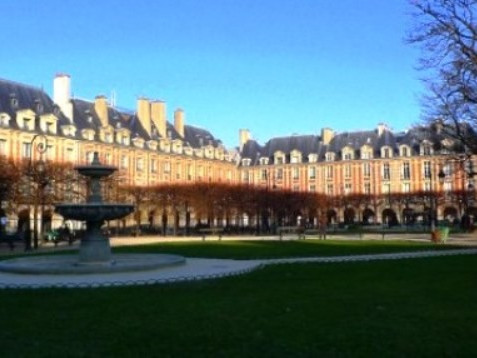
[276,168,283,179]
[343,152,352,160]
[402,162,410,180]
[423,161,431,179]
[326,165,333,179]
[176,163,181,179]
[364,182,371,195]
[383,148,391,158]
[383,183,391,194]
[275,156,284,165]
[344,165,351,178]
[363,162,370,177]
[164,162,171,173]
[120,155,128,169]
[105,153,112,164]
[423,181,431,191]
[187,164,193,180]
[261,169,267,180]
[383,163,390,180]
[292,167,299,180]
[401,146,409,157]
[308,166,316,179]
[151,159,157,173]
[309,185,316,192]
[242,170,249,182]
[66,147,74,162]
[422,144,432,156]
[136,158,144,172]
[327,184,333,195]
[402,183,411,193]
[22,142,32,159]
[344,183,352,194]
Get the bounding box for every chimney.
[94,95,109,127]
[239,129,251,151]
[151,100,167,138]
[53,73,73,121]
[321,127,334,145]
[137,97,151,136]
[174,108,185,138]
[377,123,388,136]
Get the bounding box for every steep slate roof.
[239,124,457,166]
[1,77,228,152]
[241,139,263,165]
[0,78,70,129]
[183,125,222,149]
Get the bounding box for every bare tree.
[407,0,477,151]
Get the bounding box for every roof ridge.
[0,77,44,92]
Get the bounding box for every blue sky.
[0,0,422,148]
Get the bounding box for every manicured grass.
[0,252,476,357]
[112,239,461,259]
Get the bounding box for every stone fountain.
[0,152,185,274]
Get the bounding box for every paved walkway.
[1,246,476,289]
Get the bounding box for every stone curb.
[1,248,476,290]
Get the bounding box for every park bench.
[0,233,22,251]
[277,226,305,240]
[302,229,328,240]
[198,227,224,241]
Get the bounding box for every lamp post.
[27,134,48,249]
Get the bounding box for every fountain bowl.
[55,203,134,222]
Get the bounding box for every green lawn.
[112,239,460,259]
[0,241,475,357]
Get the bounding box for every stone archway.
[382,208,398,227]
[402,208,415,225]
[443,206,458,222]
[327,209,337,224]
[344,207,356,224]
[362,208,375,224]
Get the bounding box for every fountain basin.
[74,164,117,177]
[0,254,186,275]
[55,203,134,222]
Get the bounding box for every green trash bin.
[438,227,450,243]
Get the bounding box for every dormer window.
[308,154,318,163]
[381,146,393,159]
[290,150,302,164]
[242,158,252,167]
[420,141,433,156]
[259,157,269,165]
[35,100,43,114]
[342,146,354,160]
[325,152,335,162]
[361,145,373,159]
[10,95,18,109]
[0,113,10,127]
[400,145,411,157]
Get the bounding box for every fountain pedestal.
[0,152,185,274]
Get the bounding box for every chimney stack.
[151,100,167,138]
[174,108,185,138]
[94,95,109,127]
[137,97,151,136]
[321,127,334,145]
[377,123,388,136]
[239,129,251,151]
[53,73,73,121]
